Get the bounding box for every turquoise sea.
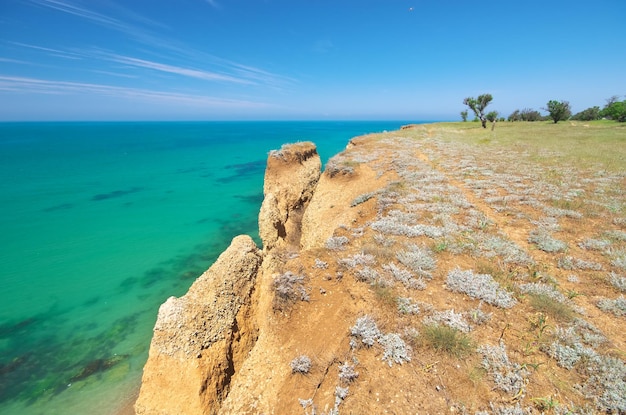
[0,121,415,415]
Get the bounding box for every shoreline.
[114,384,140,415]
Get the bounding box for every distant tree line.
[462,94,626,125]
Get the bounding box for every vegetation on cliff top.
[271,121,624,414]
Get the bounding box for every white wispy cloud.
[9,41,83,60]
[26,0,167,46]
[29,0,128,31]
[0,57,30,64]
[104,54,255,85]
[0,75,268,108]
[23,0,295,90]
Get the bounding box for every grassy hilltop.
[429,120,625,172]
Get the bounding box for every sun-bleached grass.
[527,293,574,322]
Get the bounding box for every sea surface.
[0,121,417,415]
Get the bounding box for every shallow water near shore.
[0,120,415,414]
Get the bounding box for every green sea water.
[0,121,414,414]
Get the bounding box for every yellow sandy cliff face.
[134,235,262,415]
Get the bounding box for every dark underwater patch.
[217,159,266,183]
[91,187,143,201]
[68,354,129,383]
[42,203,74,213]
[235,192,264,205]
[0,316,40,339]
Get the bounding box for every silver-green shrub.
[446,269,517,309]
[326,236,349,251]
[379,333,411,367]
[609,272,626,292]
[423,309,471,333]
[478,342,528,396]
[597,295,626,317]
[396,244,436,279]
[528,229,567,252]
[350,315,381,348]
[290,355,312,374]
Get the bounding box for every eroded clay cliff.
[134,235,262,415]
[258,141,321,252]
[135,142,324,415]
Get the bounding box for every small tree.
[508,109,521,122]
[486,111,499,122]
[544,100,571,124]
[572,106,601,121]
[486,111,499,130]
[463,94,493,128]
[600,99,626,122]
[521,108,542,121]
[460,110,468,122]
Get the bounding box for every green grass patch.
[405,121,626,173]
[422,325,474,357]
[527,293,574,322]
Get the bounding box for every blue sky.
[1,0,624,121]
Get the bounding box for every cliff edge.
[136,126,626,414]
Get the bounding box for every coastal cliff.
[135,125,626,414]
[134,235,262,414]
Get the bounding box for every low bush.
[338,362,359,383]
[557,256,602,271]
[596,296,626,317]
[396,244,436,279]
[379,333,411,367]
[396,297,420,315]
[290,355,312,374]
[273,271,309,310]
[478,342,529,396]
[528,229,567,252]
[350,315,381,348]
[518,282,567,303]
[383,263,426,290]
[338,252,375,268]
[423,309,471,333]
[326,235,349,251]
[446,268,517,308]
[609,272,626,292]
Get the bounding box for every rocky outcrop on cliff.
[134,235,262,415]
[258,141,321,252]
